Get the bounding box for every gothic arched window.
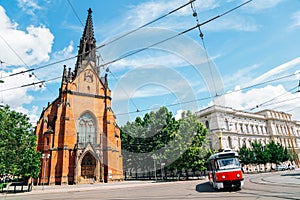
[78,112,96,145]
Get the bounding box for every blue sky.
[0,0,300,125]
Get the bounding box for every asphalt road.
[2,169,300,200]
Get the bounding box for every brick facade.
[35,9,123,185]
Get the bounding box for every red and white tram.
[207,149,244,190]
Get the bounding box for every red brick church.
[35,8,123,185]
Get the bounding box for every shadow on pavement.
[195,182,242,193]
[195,182,216,192]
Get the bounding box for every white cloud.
[17,0,41,16]
[0,5,56,125]
[14,105,39,124]
[290,11,300,29]
[246,0,283,11]
[174,109,185,120]
[0,6,54,66]
[250,57,300,86]
[203,15,259,32]
[0,67,41,106]
[0,67,45,124]
[125,0,191,27]
[223,64,261,89]
[213,84,300,120]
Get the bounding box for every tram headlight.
[237,173,240,178]
[222,175,226,179]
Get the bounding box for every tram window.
[217,158,240,169]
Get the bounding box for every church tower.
[35,8,123,185]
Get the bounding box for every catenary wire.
[97,0,253,68]
[115,71,299,116]
[3,0,253,79]
[0,33,56,95]
[1,70,298,117]
[31,74,299,122]
[2,0,196,79]
[0,76,61,93]
[246,86,298,111]
[67,0,84,27]
[190,1,218,97]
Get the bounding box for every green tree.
[251,141,270,172]
[121,107,210,179]
[266,140,288,167]
[0,105,41,180]
[167,111,211,179]
[238,143,254,166]
[121,107,177,178]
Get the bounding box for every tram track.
[238,171,300,200]
[246,171,300,188]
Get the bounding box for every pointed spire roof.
[74,8,97,77]
[82,8,95,42]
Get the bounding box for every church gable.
[71,63,105,96]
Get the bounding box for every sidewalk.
[25,180,190,195]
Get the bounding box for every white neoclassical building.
[196,105,300,163]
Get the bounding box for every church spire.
[74,8,97,77]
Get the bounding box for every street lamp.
[42,153,50,190]
[152,155,157,181]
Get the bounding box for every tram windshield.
[217,157,240,169]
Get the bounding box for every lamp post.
[42,153,50,190]
[152,155,157,181]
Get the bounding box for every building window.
[260,126,264,134]
[240,124,243,133]
[78,112,96,145]
[251,125,254,134]
[228,136,233,149]
[225,120,229,131]
[205,121,210,130]
[245,124,249,133]
[256,125,259,134]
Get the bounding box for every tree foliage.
[0,105,41,179]
[238,143,254,165]
[238,140,291,169]
[121,107,211,178]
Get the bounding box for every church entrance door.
[81,153,96,179]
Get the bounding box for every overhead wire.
[0,32,56,95]
[190,1,218,97]
[67,0,84,27]
[3,0,292,117]
[108,70,141,112]
[4,0,253,79]
[97,0,254,68]
[97,53,141,112]
[246,85,299,111]
[2,0,196,79]
[0,76,61,93]
[26,72,299,121]
[95,0,197,51]
[115,71,299,116]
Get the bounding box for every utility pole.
[286,121,299,168]
[0,60,4,83]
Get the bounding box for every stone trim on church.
[35,8,123,185]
